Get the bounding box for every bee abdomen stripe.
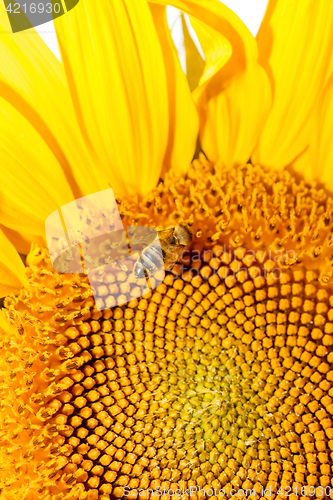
[149,245,164,267]
[139,253,156,273]
[140,247,164,273]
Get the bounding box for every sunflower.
[1,0,333,498]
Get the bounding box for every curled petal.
[150,5,199,177]
[253,0,333,169]
[150,0,272,168]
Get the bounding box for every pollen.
[1,158,333,499]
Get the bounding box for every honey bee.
[133,224,192,279]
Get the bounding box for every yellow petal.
[181,14,206,91]
[0,228,27,297]
[197,62,271,167]
[289,149,313,184]
[189,16,231,89]
[0,3,101,197]
[150,0,271,168]
[150,5,198,177]
[253,0,333,169]
[0,225,45,256]
[54,0,169,196]
[308,76,333,187]
[0,97,74,236]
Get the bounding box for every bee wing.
[128,226,159,258]
[129,227,158,246]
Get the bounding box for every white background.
[35,0,269,62]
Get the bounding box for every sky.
[34,0,269,62]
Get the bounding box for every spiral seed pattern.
[2,159,333,499]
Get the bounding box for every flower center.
[2,160,333,499]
